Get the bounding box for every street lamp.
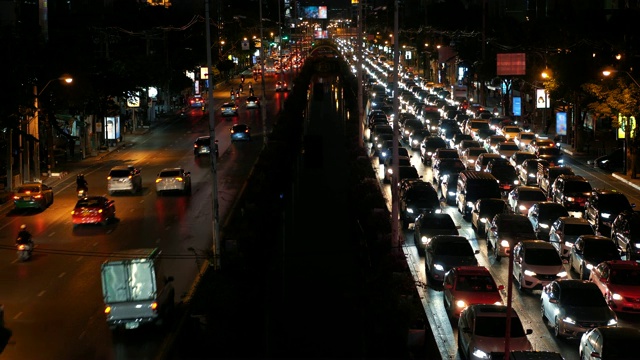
[32,76,73,182]
[602,69,640,175]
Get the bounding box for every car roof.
[430,235,468,242]
[555,216,589,224]
[600,260,640,270]
[467,304,518,317]
[518,240,555,250]
[516,185,542,192]
[555,279,597,290]
[452,265,491,276]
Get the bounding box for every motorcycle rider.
[241,75,245,83]
[76,174,88,192]
[16,224,34,248]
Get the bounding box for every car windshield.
[438,150,459,158]
[76,198,102,207]
[499,219,534,236]
[519,190,547,201]
[504,127,520,133]
[468,184,502,199]
[539,206,569,221]
[397,167,419,179]
[499,144,519,151]
[439,161,466,172]
[538,147,561,156]
[520,133,535,140]
[455,275,498,292]
[563,223,594,236]
[599,194,631,211]
[17,186,41,193]
[419,215,456,229]
[583,240,619,257]
[474,316,526,337]
[159,170,181,177]
[468,148,486,156]
[398,148,410,157]
[560,287,608,307]
[610,269,640,285]
[109,170,131,178]
[490,167,517,178]
[564,181,592,193]
[434,241,475,256]
[426,139,447,148]
[524,248,562,265]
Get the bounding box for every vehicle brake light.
[155,179,162,183]
[34,194,42,199]
[107,176,112,180]
[176,177,183,182]
[104,306,111,314]
[98,209,103,213]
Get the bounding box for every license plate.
[125,322,139,329]
[24,197,31,201]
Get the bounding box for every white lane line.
[13,312,22,319]
[76,257,83,262]
[38,291,46,297]
[48,232,55,237]
[59,272,66,278]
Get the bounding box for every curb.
[612,173,640,192]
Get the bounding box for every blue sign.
[556,112,567,136]
[513,96,521,116]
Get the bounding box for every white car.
[508,186,547,215]
[515,131,536,150]
[499,125,522,140]
[155,167,192,196]
[512,240,567,291]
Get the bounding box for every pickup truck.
[537,165,574,198]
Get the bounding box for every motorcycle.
[16,238,33,261]
[77,188,87,198]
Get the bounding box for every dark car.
[535,146,564,166]
[413,213,460,254]
[550,174,592,213]
[419,137,448,165]
[594,148,624,171]
[400,182,440,229]
[432,158,465,185]
[549,216,596,259]
[471,198,509,237]
[486,163,519,194]
[424,235,478,283]
[408,129,431,150]
[220,102,239,116]
[527,202,570,240]
[487,214,536,261]
[230,124,251,142]
[450,133,473,150]
[569,235,621,280]
[584,189,635,235]
[400,118,424,142]
[245,95,260,109]
[194,135,217,156]
[611,210,640,260]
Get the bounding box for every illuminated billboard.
[497,53,526,76]
[302,6,328,19]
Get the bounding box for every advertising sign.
[617,114,636,139]
[556,112,567,136]
[512,96,521,116]
[105,116,121,140]
[536,88,550,109]
[497,53,526,76]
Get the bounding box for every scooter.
[16,238,33,261]
[77,188,87,198]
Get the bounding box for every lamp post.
[32,76,73,182]
[602,69,640,176]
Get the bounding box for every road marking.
[59,272,66,278]
[48,232,55,237]
[13,312,22,319]
[76,257,83,262]
[38,291,45,297]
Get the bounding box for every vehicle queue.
[336,37,640,360]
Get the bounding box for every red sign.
[497,53,526,76]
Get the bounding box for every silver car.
[107,165,142,195]
[548,216,595,259]
[155,168,192,196]
[540,280,617,339]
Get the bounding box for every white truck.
[101,248,175,330]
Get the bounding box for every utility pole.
[259,0,268,148]
[205,0,222,270]
[356,0,364,147]
[391,0,400,251]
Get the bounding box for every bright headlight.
[524,270,537,276]
[407,208,415,214]
[563,316,576,324]
[387,168,393,174]
[456,300,467,308]
[540,223,549,229]
[635,243,640,249]
[433,263,444,271]
[608,318,618,326]
[558,159,564,163]
[421,236,429,244]
[472,348,490,359]
[519,205,527,211]
[601,213,611,219]
[586,263,594,270]
[566,196,575,202]
[528,173,536,178]
[612,293,623,301]
[513,180,520,185]
[557,271,567,278]
[564,241,574,247]
[480,218,487,223]
[467,201,474,208]
[500,240,510,247]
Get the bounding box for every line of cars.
[355,42,640,360]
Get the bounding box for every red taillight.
[13,196,19,200]
[33,194,42,199]
[245,129,249,133]
[17,244,27,250]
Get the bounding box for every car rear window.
[564,181,592,193]
[475,316,526,338]
[518,190,547,201]
[109,170,131,178]
[159,170,181,177]
[17,186,41,193]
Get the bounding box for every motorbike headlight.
[524,270,537,276]
[467,201,474,208]
[500,240,510,248]
[387,168,393,174]
[433,263,444,271]
[540,223,549,229]
[601,213,611,219]
[566,196,575,202]
[607,318,618,326]
[557,271,567,278]
[472,348,490,360]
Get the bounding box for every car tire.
[457,328,467,360]
[517,274,525,292]
[541,303,547,322]
[493,244,501,262]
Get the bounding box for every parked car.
[155,167,192,196]
[527,202,570,240]
[549,216,596,259]
[589,260,640,314]
[424,235,478,284]
[71,196,116,227]
[442,266,503,319]
[512,240,567,292]
[569,235,621,280]
[611,210,640,261]
[508,186,547,215]
[541,280,617,339]
[414,213,460,254]
[579,326,640,360]
[584,189,635,235]
[12,182,54,211]
[457,305,533,359]
[107,165,142,195]
[593,148,624,172]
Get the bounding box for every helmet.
[77,174,84,179]
[20,224,27,230]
